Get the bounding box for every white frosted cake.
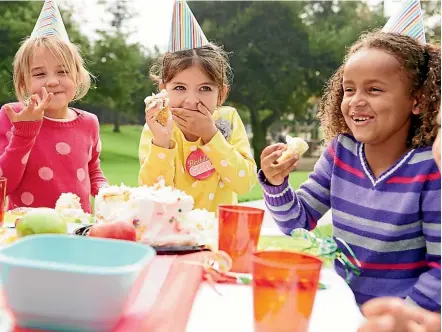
[94,181,209,246]
[176,209,218,249]
[55,193,93,224]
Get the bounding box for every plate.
[74,225,210,255]
[74,224,92,236]
[152,245,210,255]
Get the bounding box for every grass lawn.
[99,125,310,202]
[99,125,142,187]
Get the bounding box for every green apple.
[16,208,68,237]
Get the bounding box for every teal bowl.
[0,234,156,331]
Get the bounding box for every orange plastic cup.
[0,178,6,225]
[218,205,264,273]
[252,251,323,332]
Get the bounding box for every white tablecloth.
[187,268,365,332]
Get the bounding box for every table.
[0,226,365,331]
[187,268,365,332]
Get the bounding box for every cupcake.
[144,89,171,126]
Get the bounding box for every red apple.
[88,221,137,242]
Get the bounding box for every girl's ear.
[159,82,165,91]
[217,84,229,105]
[411,90,422,115]
[411,98,420,115]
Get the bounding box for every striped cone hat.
[31,0,70,42]
[168,0,209,52]
[382,0,426,44]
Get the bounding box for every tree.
[85,32,148,128]
[0,1,40,102]
[97,0,138,132]
[191,1,386,165]
[0,1,91,103]
[191,1,312,165]
[299,1,386,96]
[421,0,441,43]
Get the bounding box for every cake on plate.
[94,181,215,247]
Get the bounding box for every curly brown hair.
[150,43,233,105]
[318,31,441,148]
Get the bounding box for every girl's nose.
[46,75,60,87]
[348,92,367,108]
[182,92,199,109]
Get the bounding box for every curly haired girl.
[259,31,441,311]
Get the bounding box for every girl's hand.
[145,103,173,149]
[171,103,217,144]
[359,298,441,332]
[260,143,298,186]
[5,87,53,123]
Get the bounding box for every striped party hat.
[168,0,209,52]
[382,0,426,44]
[31,0,70,42]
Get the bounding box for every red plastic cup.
[218,205,264,273]
[252,251,323,332]
[0,178,6,226]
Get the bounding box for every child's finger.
[145,112,156,124]
[30,94,38,105]
[165,117,174,132]
[197,102,211,116]
[279,162,298,179]
[261,144,285,160]
[172,113,187,124]
[41,87,48,100]
[361,297,405,318]
[27,98,36,113]
[172,114,188,129]
[145,103,160,115]
[270,155,298,176]
[357,315,396,332]
[404,306,441,332]
[261,149,283,170]
[39,93,53,111]
[171,107,192,118]
[4,105,16,122]
[406,320,426,332]
[145,108,159,121]
[420,312,441,332]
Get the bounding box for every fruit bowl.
[0,235,156,331]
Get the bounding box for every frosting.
[144,89,169,111]
[55,193,93,224]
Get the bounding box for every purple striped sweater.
[259,134,441,311]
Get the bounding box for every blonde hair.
[13,36,92,102]
[150,43,233,105]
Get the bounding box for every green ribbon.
[290,229,361,285]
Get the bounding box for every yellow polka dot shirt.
[138,106,257,213]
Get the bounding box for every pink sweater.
[0,103,108,213]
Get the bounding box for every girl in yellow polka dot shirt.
[138,44,257,212]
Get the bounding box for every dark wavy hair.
[318,30,441,148]
[150,43,232,105]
